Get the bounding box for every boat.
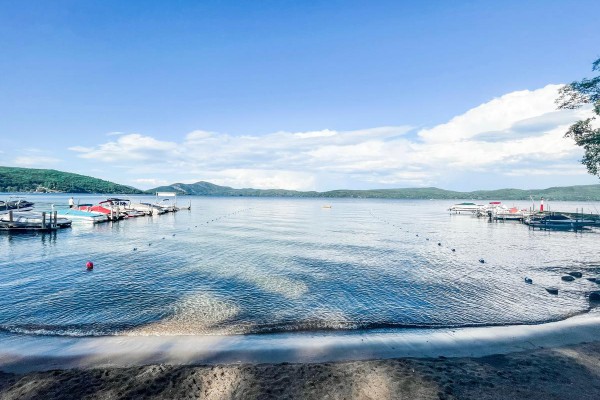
[156,198,179,213]
[106,198,148,217]
[492,206,528,221]
[0,198,34,213]
[524,214,597,230]
[0,211,72,230]
[78,200,124,221]
[55,208,109,223]
[129,202,167,215]
[448,202,483,213]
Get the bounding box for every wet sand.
[1,340,599,399]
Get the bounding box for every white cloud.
[68,85,595,190]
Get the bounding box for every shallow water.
[0,194,599,337]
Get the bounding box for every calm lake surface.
[1,194,599,337]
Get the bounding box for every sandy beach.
[1,314,600,399]
[0,340,598,399]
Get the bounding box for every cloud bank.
[68,84,593,190]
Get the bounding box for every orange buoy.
[86,261,94,270]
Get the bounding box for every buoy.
[451,249,456,252]
[438,243,442,246]
[172,234,176,237]
[479,259,485,264]
[525,277,533,284]
[86,261,94,270]
[148,243,152,246]
[133,248,137,251]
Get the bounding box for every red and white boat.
[78,200,124,221]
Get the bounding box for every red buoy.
[86,261,94,270]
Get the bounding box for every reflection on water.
[0,195,599,337]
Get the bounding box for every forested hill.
[0,166,143,194]
[151,181,600,201]
[2,166,600,200]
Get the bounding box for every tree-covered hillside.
[150,181,600,201]
[0,166,143,194]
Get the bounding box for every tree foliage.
[557,57,600,177]
[0,166,143,194]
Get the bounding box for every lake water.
[1,194,599,337]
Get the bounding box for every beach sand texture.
[1,341,599,400]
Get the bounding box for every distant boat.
[322,205,332,209]
[448,202,482,213]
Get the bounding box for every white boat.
[492,206,528,221]
[106,198,148,217]
[130,202,167,215]
[55,208,108,223]
[448,202,483,213]
[156,198,178,213]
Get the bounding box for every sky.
[0,0,599,191]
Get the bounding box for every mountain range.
[1,166,600,201]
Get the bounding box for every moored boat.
[106,198,148,217]
[524,214,596,230]
[0,198,34,213]
[493,206,528,221]
[156,198,178,213]
[78,200,124,221]
[129,202,167,215]
[56,208,109,223]
[448,202,483,213]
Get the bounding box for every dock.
[0,210,63,232]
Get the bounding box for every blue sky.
[1,0,599,191]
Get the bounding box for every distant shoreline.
[2,166,600,201]
[3,191,600,202]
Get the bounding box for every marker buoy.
[86,261,94,270]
